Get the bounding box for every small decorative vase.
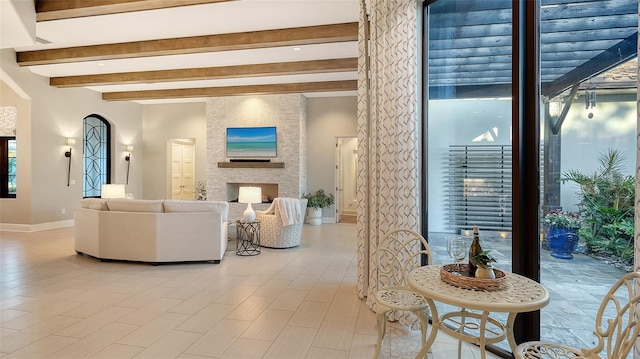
[546,226,579,259]
[475,267,495,279]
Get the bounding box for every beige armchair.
[256,198,307,248]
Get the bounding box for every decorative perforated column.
[356,0,421,327]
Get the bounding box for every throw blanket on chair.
[276,198,302,226]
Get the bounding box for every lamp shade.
[238,186,261,222]
[238,186,262,204]
[101,184,126,199]
[66,137,76,146]
[125,145,134,153]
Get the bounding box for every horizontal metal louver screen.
[446,145,512,232]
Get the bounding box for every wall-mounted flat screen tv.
[226,126,277,158]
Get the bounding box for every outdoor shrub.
[562,149,635,266]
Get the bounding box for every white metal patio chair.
[515,271,640,359]
[374,228,432,359]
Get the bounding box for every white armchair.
[256,198,307,248]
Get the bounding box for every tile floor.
[0,223,500,359]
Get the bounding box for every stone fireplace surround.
[206,94,307,221]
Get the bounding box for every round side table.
[235,220,261,256]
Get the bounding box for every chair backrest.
[581,271,640,358]
[377,228,432,288]
[271,197,307,222]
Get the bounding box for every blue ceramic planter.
[546,226,579,259]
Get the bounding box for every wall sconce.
[125,145,133,185]
[64,137,76,186]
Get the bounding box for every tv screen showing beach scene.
[226,126,277,158]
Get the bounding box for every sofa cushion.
[163,200,229,221]
[107,199,164,213]
[80,198,109,211]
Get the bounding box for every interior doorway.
[168,139,195,200]
[335,137,358,223]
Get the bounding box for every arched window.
[83,114,111,198]
[0,137,16,198]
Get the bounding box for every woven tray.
[440,264,506,291]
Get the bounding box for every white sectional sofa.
[74,198,229,264]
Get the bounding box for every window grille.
[83,115,110,198]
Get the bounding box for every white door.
[335,137,358,223]
[170,141,195,200]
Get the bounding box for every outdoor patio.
[427,231,630,352]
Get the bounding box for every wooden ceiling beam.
[36,0,232,22]
[102,80,358,101]
[50,58,358,88]
[17,22,358,66]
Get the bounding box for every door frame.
[335,136,358,223]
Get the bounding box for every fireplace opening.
[226,183,278,203]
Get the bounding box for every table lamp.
[101,184,126,199]
[238,186,261,222]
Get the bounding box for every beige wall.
[141,102,207,200]
[0,48,142,228]
[0,79,31,225]
[306,96,358,220]
[0,46,358,228]
[140,96,358,222]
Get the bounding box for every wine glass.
[447,236,466,274]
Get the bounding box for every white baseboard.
[303,216,336,224]
[0,220,74,232]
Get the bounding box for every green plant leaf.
[302,189,335,209]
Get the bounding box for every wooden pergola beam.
[102,80,358,101]
[36,0,233,22]
[50,58,358,87]
[17,22,358,66]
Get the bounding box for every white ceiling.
[7,0,360,104]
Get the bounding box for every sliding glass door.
[423,0,637,355]
[424,1,514,353]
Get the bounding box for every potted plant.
[561,149,635,265]
[472,250,497,279]
[195,180,207,201]
[543,209,582,259]
[303,189,335,225]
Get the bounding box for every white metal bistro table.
[407,265,549,359]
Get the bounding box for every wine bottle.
[468,225,482,277]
